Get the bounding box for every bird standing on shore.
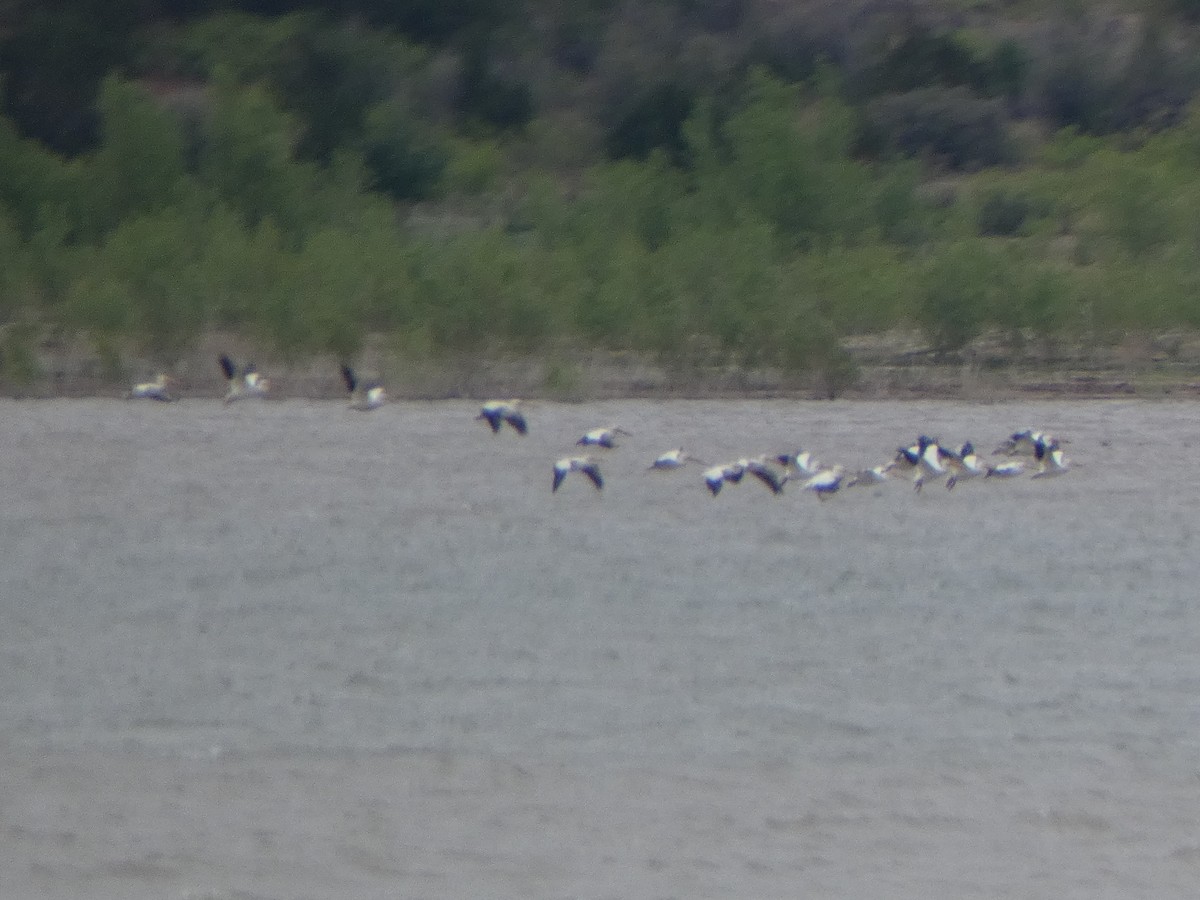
[340,364,386,411]
[126,373,175,402]
[219,355,270,404]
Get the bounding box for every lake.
[2,397,1199,899]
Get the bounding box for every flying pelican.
[552,455,603,493]
[577,426,631,449]
[1032,442,1071,478]
[775,449,823,478]
[995,429,1060,456]
[803,465,846,500]
[476,400,527,435]
[846,463,894,488]
[126,373,175,402]
[649,448,707,470]
[340,364,386,411]
[744,456,789,494]
[219,355,269,404]
[985,459,1027,479]
[912,438,952,493]
[702,462,746,496]
[945,441,987,490]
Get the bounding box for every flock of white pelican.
[126,361,1071,497]
[468,395,1073,497]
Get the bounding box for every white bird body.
[986,460,1026,479]
[946,442,987,489]
[649,448,706,470]
[578,426,630,449]
[804,465,846,499]
[552,455,603,492]
[847,463,894,488]
[477,400,527,435]
[912,441,950,493]
[702,462,746,496]
[1033,447,1070,478]
[996,429,1059,457]
[220,355,269,404]
[777,449,823,478]
[127,374,175,402]
[743,456,789,494]
[341,365,386,411]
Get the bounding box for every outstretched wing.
[340,364,357,393]
[581,463,604,490]
[219,354,236,381]
[504,410,528,435]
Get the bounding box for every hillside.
[4,1,1200,396]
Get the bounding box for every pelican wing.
[219,354,236,381]
[581,463,604,490]
[340,364,357,393]
[503,410,528,435]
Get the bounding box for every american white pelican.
[804,465,846,499]
[1032,443,1070,478]
[649,448,707,470]
[341,364,386,411]
[702,462,746,496]
[744,456,789,494]
[945,441,987,490]
[126,373,175,402]
[985,459,1026,479]
[477,399,527,435]
[219,355,269,404]
[894,435,949,492]
[552,455,603,493]
[846,463,894,488]
[775,449,823,478]
[578,426,631,449]
[995,429,1060,457]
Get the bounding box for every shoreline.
[6,330,1200,401]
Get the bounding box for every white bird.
[803,465,846,499]
[1032,444,1071,478]
[946,441,987,490]
[219,355,269,404]
[744,456,789,494]
[846,463,894,488]
[476,400,527,435]
[986,459,1027,479]
[552,455,603,493]
[702,462,746,496]
[776,449,823,478]
[995,429,1060,457]
[649,448,707,470]
[126,373,175,402]
[578,426,631,449]
[341,364,386,411]
[912,437,950,493]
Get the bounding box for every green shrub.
[977,188,1030,236]
[860,87,1016,170]
[361,101,448,200]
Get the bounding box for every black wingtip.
[340,364,356,393]
[219,354,235,380]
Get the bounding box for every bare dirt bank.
[7,329,1200,401]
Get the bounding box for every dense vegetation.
[4,0,1200,390]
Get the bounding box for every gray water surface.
[2,398,1199,899]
